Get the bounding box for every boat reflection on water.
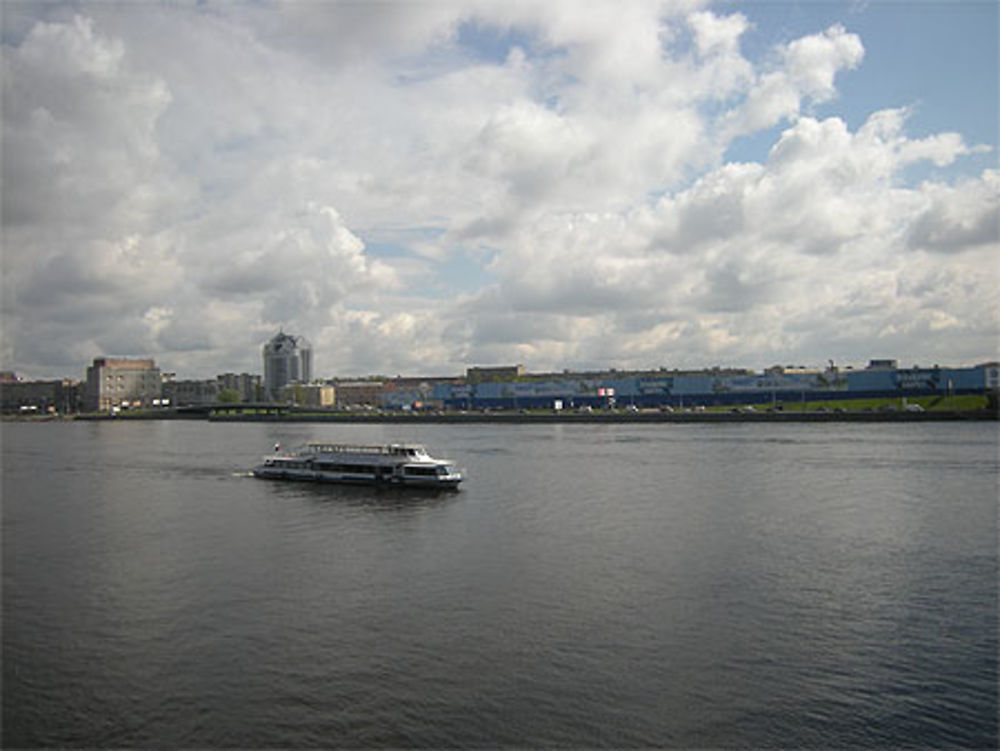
[264,475,462,512]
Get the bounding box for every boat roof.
[302,442,427,456]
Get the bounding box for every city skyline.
[2,1,997,380]
[3,346,997,388]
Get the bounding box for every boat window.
[315,462,379,474]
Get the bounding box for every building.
[217,372,263,402]
[985,362,1000,390]
[263,331,312,400]
[0,378,81,414]
[466,365,525,383]
[866,359,899,370]
[432,361,998,411]
[765,365,821,375]
[84,357,161,412]
[333,381,384,408]
[162,378,219,407]
[280,383,335,407]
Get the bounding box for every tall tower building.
[263,331,312,400]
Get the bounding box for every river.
[3,420,997,747]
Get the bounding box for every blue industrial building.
[430,361,999,410]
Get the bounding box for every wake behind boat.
[253,442,463,488]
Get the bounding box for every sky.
[2,0,997,380]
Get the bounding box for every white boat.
[252,442,463,488]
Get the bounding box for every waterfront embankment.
[52,407,997,424]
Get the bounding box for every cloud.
[242,1,468,66]
[197,202,394,325]
[906,170,999,253]
[455,109,997,369]
[1,14,186,370]
[1,3,996,379]
[722,24,864,138]
[2,15,175,228]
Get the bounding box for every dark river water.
[3,420,997,748]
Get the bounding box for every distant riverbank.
[41,408,996,424]
[8,392,996,424]
[212,409,999,423]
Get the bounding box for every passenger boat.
[252,442,463,488]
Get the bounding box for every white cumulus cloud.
[1,2,996,379]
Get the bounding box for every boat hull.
[252,465,462,489]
